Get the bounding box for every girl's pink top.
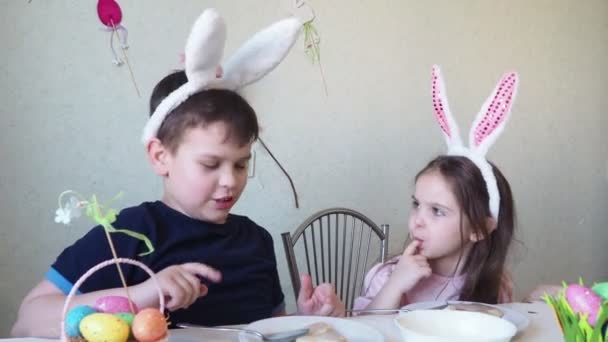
[353,256,512,310]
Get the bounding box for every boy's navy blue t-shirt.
[47,201,285,326]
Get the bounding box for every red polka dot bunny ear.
[431,65,464,151]
[430,65,519,219]
[469,71,519,157]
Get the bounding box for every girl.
[354,65,519,310]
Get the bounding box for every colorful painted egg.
[592,282,608,300]
[565,284,603,326]
[113,312,135,327]
[79,313,130,342]
[131,308,168,342]
[94,296,139,314]
[65,305,96,337]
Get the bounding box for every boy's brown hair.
[149,70,259,153]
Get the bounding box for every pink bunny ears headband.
[431,65,519,219]
[141,9,302,145]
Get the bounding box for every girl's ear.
[486,217,498,233]
[469,231,483,242]
[469,217,497,242]
[146,138,170,177]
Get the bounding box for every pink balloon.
[97,0,122,27]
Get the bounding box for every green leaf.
[112,228,155,256]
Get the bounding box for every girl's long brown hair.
[416,155,515,304]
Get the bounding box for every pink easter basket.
[60,258,165,342]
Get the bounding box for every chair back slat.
[302,229,312,283]
[340,214,348,299]
[349,220,365,310]
[359,227,373,302]
[333,215,339,286]
[310,224,319,285]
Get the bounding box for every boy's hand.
[387,240,431,293]
[297,274,345,317]
[143,263,221,311]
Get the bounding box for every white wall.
[1,0,606,336]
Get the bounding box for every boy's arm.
[11,279,158,338]
[11,280,64,338]
[12,262,221,338]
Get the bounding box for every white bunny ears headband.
[431,65,519,219]
[141,9,302,145]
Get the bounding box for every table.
[1,302,562,341]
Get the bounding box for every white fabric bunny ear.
[430,65,519,219]
[142,8,302,145]
[184,9,227,88]
[220,18,302,90]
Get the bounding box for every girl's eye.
[235,162,248,170]
[432,207,446,217]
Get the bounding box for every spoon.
[177,323,309,341]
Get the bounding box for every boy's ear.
[469,217,498,242]
[146,138,170,176]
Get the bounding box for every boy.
[12,9,344,338]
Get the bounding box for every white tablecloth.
[1,302,562,342]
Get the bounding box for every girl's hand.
[387,240,432,293]
[138,263,222,311]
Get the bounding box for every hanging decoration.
[97,0,141,97]
[293,0,328,95]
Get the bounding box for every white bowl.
[394,309,517,342]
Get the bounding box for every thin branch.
[257,137,299,208]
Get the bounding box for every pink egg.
[565,284,603,326]
[95,296,139,314]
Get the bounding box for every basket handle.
[60,258,165,341]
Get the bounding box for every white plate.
[244,316,384,342]
[170,327,241,342]
[401,300,530,333]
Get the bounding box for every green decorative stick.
[56,190,154,256]
[55,190,155,313]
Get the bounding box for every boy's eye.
[411,200,420,209]
[201,162,219,169]
[235,162,248,170]
[432,207,446,217]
